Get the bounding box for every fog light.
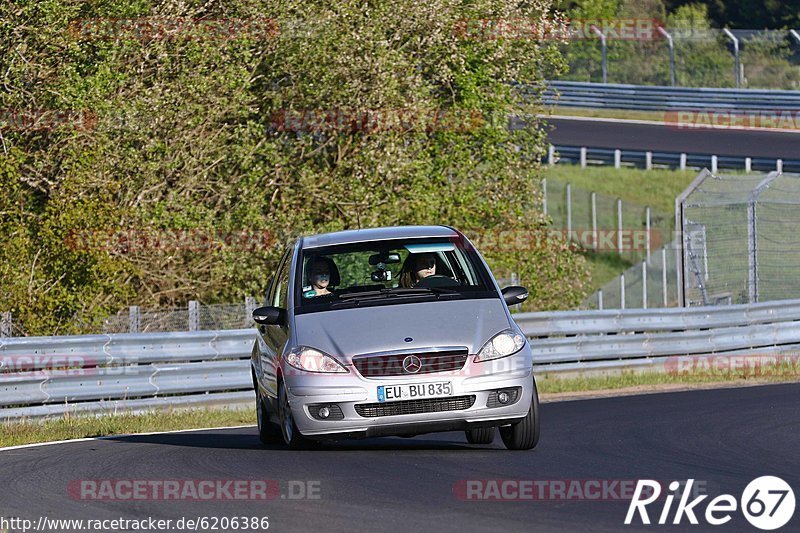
[497,392,510,404]
[318,406,331,419]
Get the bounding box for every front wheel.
[278,381,315,450]
[254,373,281,445]
[500,378,540,451]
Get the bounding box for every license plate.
[377,382,453,402]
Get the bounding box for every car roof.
[300,225,460,249]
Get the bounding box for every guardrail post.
[542,178,548,215]
[591,192,598,251]
[711,155,718,174]
[614,149,621,168]
[548,145,555,166]
[0,312,11,337]
[129,306,140,334]
[642,261,647,309]
[657,26,676,86]
[566,183,572,238]
[620,273,626,309]
[661,248,668,306]
[680,153,687,171]
[189,300,200,331]
[723,28,740,88]
[645,207,651,263]
[777,159,783,173]
[617,198,623,256]
[590,25,608,83]
[645,151,652,170]
[745,157,752,173]
[245,296,256,324]
[580,147,587,168]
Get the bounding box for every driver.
[303,256,338,298]
[399,252,436,288]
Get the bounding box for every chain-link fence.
[678,171,800,306]
[560,28,800,89]
[0,299,258,337]
[543,178,672,264]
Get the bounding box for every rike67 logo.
[625,477,795,530]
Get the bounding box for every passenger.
[304,256,339,297]
[398,252,436,288]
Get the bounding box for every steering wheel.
[416,275,460,288]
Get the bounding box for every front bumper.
[283,349,534,439]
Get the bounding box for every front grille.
[353,349,469,377]
[355,395,476,417]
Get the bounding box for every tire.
[466,427,496,445]
[500,378,540,451]
[278,380,315,450]
[254,373,281,445]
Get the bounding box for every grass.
[3,368,798,448]
[547,106,666,123]
[580,251,634,292]
[538,368,800,394]
[0,408,255,448]
[544,164,697,215]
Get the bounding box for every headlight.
[285,346,349,373]
[474,330,526,362]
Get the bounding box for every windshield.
[295,236,497,313]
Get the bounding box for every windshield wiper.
[336,287,457,301]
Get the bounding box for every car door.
[257,248,291,400]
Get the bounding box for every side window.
[272,251,292,310]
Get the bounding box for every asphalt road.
[547,117,800,159]
[1,383,799,532]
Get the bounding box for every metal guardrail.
[542,81,800,112]
[551,145,800,174]
[3,298,800,421]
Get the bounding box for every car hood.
[293,298,512,363]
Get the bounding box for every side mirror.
[501,286,529,306]
[253,306,286,326]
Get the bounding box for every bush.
[0,0,589,335]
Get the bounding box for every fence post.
[711,155,718,174]
[645,151,652,170]
[598,289,604,310]
[661,247,668,307]
[777,159,783,173]
[645,206,651,263]
[676,242,683,307]
[189,300,200,331]
[657,26,676,86]
[590,25,608,83]
[747,201,758,303]
[129,306,140,334]
[620,273,626,309]
[617,198,623,256]
[245,296,256,324]
[745,157,752,173]
[641,261,648,308]
[680,153,687,171]
[548,145,555,166]
[0,312,11,338]
[614,149,621,169]
[580,147,587,168]
[542,178,548,216]
[566,183,572,239]
[591,191,598,251]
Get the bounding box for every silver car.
[250,225,539,449]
